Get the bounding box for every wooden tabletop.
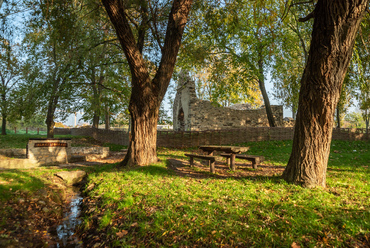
[199,145,249,154]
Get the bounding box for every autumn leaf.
[116,230,128,238]
[291,242,301,248]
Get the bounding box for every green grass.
[0,170,46,201]
[103,142,127,151]
[1,135,369,246]
[4,128,47,135]
[80,140,370,247]
[0,134,46,149]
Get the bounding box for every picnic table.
[199,145,249,171]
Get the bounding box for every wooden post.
[230,154,236,171]
[226,157,230,167]
[252,161,258,170]
[209,160,215,173]
[190,157,194,166]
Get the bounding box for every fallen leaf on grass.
[291,242,301,248]
[130,222,138,227]
[116,230,128,238]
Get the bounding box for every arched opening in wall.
[178,108,185,131]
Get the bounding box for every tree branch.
[152,0,193,99]
[148,2,164,51]
[281,0,314,21]
[298,11,315,22]
[102,0,150,82]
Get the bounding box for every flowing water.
[54,191,83,247]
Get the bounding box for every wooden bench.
[220,153,264,169]
[184,153,216,173]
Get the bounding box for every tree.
[272,3,312,119]
[353,18,370,132]
[344,111,366,128]
[282,0,368,188]
[0,41,21,135]
[102,0,193,166]
[335,73,355,128]
[179,0,286,126]
[24,0,89,138]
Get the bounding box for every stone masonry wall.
[173,71,283,131]
[27,139,72,165]
[189,99,283,130]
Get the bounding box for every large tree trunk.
[1,113,6,135]
[102,0,192,166]
[1,93,6,135]
[46,108,55,138]
[45,81,60,138]
[122,88,160,166]
[92,114,99,129]
[105,105,110,130]
[282,0,368,188]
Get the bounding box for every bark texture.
[102,0,193,166]
[46,103,56,138]
[282,0,368,188]
[1,93,6,135]
[1,112,6,135]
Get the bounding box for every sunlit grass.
[81,140,370,247]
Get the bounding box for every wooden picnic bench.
[199,145,250,171]
[220,153,264,169]
[184,153,216,173]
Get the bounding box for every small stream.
[52,189,83,248]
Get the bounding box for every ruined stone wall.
[189,99,283,130]
[173,72,197,131]
[173,71,284,131]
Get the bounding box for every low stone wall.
[53,127,370,149]
[71,147,109,158]
[27,139,72,165]
[0,149,27,157]
[53,128,72,135]
[0,159,40,169]
[54,127,94,136]
[91,128,129,146]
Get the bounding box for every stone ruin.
[173,71,283,131]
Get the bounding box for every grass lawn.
[0,135,369,247]
[79,140,370,247]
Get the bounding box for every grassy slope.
[80,140,370,247]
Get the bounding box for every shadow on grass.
[0,169,45,201]
[162,158,284,184]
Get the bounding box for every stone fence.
[54,127,369,148]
